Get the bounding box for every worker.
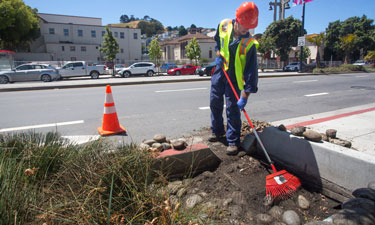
[209,1,259,155]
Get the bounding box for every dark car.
[167,64,197,75]
[196,61,217,76]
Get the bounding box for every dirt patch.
[180,124,340,224]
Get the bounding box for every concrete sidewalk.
[271,103,375,156]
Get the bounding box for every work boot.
[226,145,238,155]
[208,134,225,142]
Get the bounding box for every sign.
[297,36,305,47]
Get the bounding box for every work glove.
[237,97,248,110]
[215,56,223,67]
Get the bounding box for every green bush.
[313,64,365,74]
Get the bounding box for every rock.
[229,205,243,217]
[177,187,187,198]
[199,192,208,198]
[143,139,156,146]
[169,195,179,207]
[368,181,375,190]
[223,198,233,207]
[256,213,273,224]
[282,210,301,225]
[330,139,352,148]
[342,197,375,215]
[269,206,284,219]
[184,194,203,209]
[171,140,187,150]
[320,133,329,141]
[202,171,214,178]
[138,143,150,149]
[291,126,306,136]
[153,134,167,143]
[332,208,375,225]
[161,142,172,150]
[304,222,333,225]
[245,211,254,222]
[298,195,310,210]
[237,151,247,157]
[272,222,287,225]
[326,129,337,138]
[303,130,322,142]
[167,180,183,195]
[232,191,246,205]
[152,142,163,151]
[263,195,274,207]
[352,188,375,202]
[278,124,287,131]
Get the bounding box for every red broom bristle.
[265,170,301,199]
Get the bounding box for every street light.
[269,0,291,22]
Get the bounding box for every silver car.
[0,64,60,84]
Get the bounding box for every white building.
[15,13,142,64]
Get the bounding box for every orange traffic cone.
[98,85,126,136]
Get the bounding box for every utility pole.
[269,0,290,22]
[299,2,306,72]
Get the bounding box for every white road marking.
[155,88,207,93]
[293,80,318,83]
[0,120,84,132]
[304,92,329,97]
[356,75,368,78]
[199,105,226,110]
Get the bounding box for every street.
[0,73,374,143]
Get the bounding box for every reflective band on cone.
[97,85,126,136]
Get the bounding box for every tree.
[120,14,129,23]
[185,37,201,66]
[0,0,40,51]
[364,51,375,61]
[306,32,325,67]
[257,36,275,70]
[340,34,357,64]
[166,26,172,32]
[143,15,150,21]
[178,26,187,36]
[100,27,119,76]
[190,24,197,29]
[262,16,304,64]
[137,20,164,37]
[148,38,162,69]
[296,46,311,61]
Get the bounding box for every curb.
[257,127,375,202]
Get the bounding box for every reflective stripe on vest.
[219,19,258,90]
[219,19,232,71]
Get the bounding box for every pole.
[273,0,277,22]
[299,2,305,72]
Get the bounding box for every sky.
[23,0,375,34]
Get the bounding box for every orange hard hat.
[236,1,259,29]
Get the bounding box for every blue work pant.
[210,67,241,146]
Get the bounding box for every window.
[73,62,84,67]
[120,48,124,53]
[70,46,76,51]
[81,46,86,52]
[49,28,55,34]
[102,31,105,37]
[34,65,43,69]
[71,57,77,61]
[120,32,124,39]
[114,32,118,38]
[16,65,32,70]
[62,46,65,51]
[133,33,138,39]
[209,50,212,58]
[78,30,83,37]
[91,30,96,38]
[64,29,69,36]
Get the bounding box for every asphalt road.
[0,73,374,143]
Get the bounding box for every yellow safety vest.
[219,19,259,90]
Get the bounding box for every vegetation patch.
[313,64,375,74]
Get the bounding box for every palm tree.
[306,32,324,68]
[339,34,357,64]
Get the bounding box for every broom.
[220,65,301,199]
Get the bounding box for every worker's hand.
[237,97,248,110]
[215,56,223,67]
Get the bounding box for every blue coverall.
[210,19,259,147]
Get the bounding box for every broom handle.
[221,66,277,173]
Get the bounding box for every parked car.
[352,60,369,66]
[0,63,60,84]
[167,64,198,75]
[160,63,177,73]
[118,62,156,77]
[283,62,306,71]
[196,61,217,76]
[114,64,127,74]
[58,61,106,79]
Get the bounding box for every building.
[15,13,142,64]
[161,33,216,63]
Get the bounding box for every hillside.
[107,20,142,28]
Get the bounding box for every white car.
[58,61,106,79]
[118,62,155,78]
[352,60,369,66]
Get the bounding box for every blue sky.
[24,0,374,34]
